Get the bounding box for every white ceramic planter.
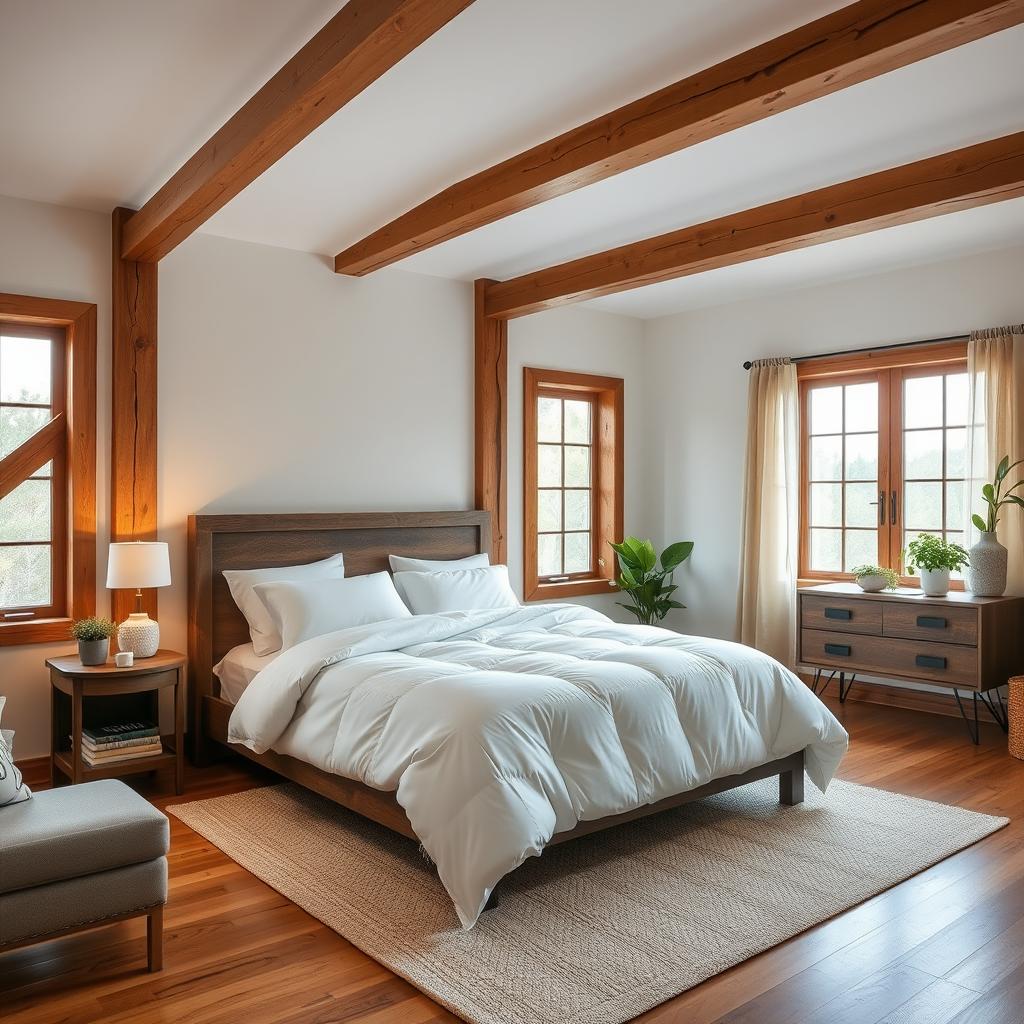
[855,573,889,593]
[918,567,951,597]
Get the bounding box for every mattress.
[213,643,278,704]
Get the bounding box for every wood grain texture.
[334,0,1024,275]
[121,0,475,263]
[3,700,1021,1024]
[484,132,1024,318]
[111,208,158,624]
[474,280,507,564]
[0,413,64,500]
[68,304,97,620]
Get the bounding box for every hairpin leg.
[977,687,1009,733]
[838,672,856,704]
[954,689,980,745]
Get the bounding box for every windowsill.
[797,576,965,592]
[0,616,74,647]
[525,577,618,601]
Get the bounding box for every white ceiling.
[1,0,1022,320]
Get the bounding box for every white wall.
[0,195,112,760]
[644,245,1024,642]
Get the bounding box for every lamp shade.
[106,542,171,589]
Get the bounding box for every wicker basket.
[1010,676,1024,761]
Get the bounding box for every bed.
[188,511,847,927]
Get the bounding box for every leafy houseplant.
[903,535,970,598]
[70,617,116,666]
[850,564,899,592]
[967,455,1023,596]
[611,537,694,626]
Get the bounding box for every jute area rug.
[169,779,1007,1024]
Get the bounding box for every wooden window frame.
[523,368,623,602]
[797,340,968,590]
[0,293,96,645]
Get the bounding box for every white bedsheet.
[228,604,847,928]
[213,643,278,703]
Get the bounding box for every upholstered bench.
[0,779,169,971]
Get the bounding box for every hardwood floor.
[3,698,1023,1024]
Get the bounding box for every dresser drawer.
[800,595,882,635]
[800,629,979,687]
[881,603,978,646]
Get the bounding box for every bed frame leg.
[779,753,805,806]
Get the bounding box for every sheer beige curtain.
[965,325,1024,594]
[737,358,799,665]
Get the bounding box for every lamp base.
[117,612,160,658]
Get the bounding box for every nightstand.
[47,650,186,793]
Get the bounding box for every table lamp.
[106,542,171,658]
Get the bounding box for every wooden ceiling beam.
[483,132,1024,319]
[334,0,1024,276]
[120,0,475,263]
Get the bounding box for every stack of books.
[81,721,161,767]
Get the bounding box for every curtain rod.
[741,334,968,370]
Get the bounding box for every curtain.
[965,326,1024,595]
[737,358,799,665]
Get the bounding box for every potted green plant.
[850,564,899,593]
[967,454,1024,597]
[903,535,970,597]
[70,617,116,666]
[610,537,694,625]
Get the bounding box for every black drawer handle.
[824,608,852,621]
[915,654,947,669]
[917,616,947,629]
[825,643,851,657]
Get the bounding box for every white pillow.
[392,565,519,614]
[224,553,345,656]
[389,552,490,604]
[0,696,32,806]
[253,572,411,650]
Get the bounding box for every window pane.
[563,400,590,444]
[810,529,842,572]
[538,444,561,487]
[538,534,562,577]
[946,480,964,531]
[538,490,561,532]
[810,386,842,435]
[904,429,943,479]
[564,533,591,574]
[845,433,877,480]
[564,489,590,531]
[0,406,49,459]
[0,479,51,542]
[845,482,879,528]
[0,335,51,404]
[0,544,51,608]
[946,428,966,479]
[844,530,877,571]
[946,373,968,426]
[564,445,590,486]
[947,532,966,580]
[810,436,842,480]
[904,375,943,429]
[844,382,877,433]
[810,483,841,527]
[537,397,561,443]
[30,460,53,479]
[904,481,943,529]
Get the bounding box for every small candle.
[115,651,134,668]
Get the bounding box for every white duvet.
[228,603,847,928]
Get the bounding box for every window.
[799,342,968,585]
[0,294,97,644]
[524,368,623,600]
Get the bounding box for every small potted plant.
[611,537,694,625]
[70,617,116,666]
[850,564,899,593]
[903,535,970,597]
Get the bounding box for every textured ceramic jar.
[965,532,1008,597]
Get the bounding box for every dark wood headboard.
[186,510,491,760]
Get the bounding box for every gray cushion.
[0,779,168,894]
[0,857,166,945]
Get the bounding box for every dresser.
[797,583,1024,742]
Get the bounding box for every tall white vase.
[965,531,1008,597]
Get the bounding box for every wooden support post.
[474,280,507,564]
[111,207,159,623]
